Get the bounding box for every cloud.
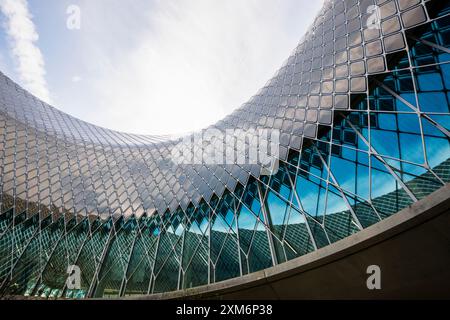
[0,0,51,103]
[62,0,323,136]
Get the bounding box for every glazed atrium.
[0,0,450,299]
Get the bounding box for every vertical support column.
[86,224,114,298]
[177,229,185,291]
[207,206,211,285]
[257,183,278,267]
[119,232,139,297]
[233,196,244,277]
[147,231,160,295]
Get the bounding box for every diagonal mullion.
[345,115,419,203]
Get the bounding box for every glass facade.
[0,0,449,299]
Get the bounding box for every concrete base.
[130,184,450,300]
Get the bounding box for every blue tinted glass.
[266,191,289,225]
[417,72,444,91]
[418,92,449,113]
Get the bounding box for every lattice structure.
[0,0,449,299]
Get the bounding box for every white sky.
[0,0,324,135]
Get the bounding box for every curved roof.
[1,0,420,217]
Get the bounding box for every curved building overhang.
[0,0,450,299]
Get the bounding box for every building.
[0,0,449,299]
